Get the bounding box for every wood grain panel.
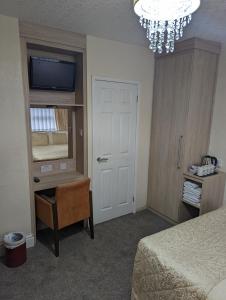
[74,53,84,105]
[200,172,226,214]
[20,38,36,235]
[147,56,176,217]
[166,52,193,221]
[183,50,218,168]
[20,21,86,50]
[75,107,84,174]
[175,38,221,55]
[156,38,221,58]
[29,90,76,106]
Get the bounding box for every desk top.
[33,171,85,191]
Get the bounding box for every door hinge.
[137,96,138,102]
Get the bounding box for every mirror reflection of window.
[30,107,72,162]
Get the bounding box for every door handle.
[177,135,183,169]
[97,157,109,163]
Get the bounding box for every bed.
[32,131,68,161]
[132,207,226,300]
[32,144,68,161]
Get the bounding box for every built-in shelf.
[182,198,200,209]
[29,90,75,104]
[30,102,85,108]
[179,171,226,222]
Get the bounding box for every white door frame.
[91,76,140,217]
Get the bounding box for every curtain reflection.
[30,108,57,131]
[55,109,68,131]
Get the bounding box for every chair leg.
[35,217,39,234]
[89,191,94,239]
[52,203,59,257]
[53,228,59,257]
[83,219,88,229]
[88,217,94,239]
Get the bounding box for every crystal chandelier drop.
[134,0,200,54]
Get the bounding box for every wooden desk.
[33,171,85,191]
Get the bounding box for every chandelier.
[133,0,200,54]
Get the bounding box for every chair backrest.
[55,178,90,229]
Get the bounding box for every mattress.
[132,207,226,300]
[32,144,68,161]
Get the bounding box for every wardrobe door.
[183,49,218,167]
[166,52,193,221]
[147,56,176,216]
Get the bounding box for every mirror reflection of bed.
[30,107,71,161]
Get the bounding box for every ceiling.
[0,0,225,47]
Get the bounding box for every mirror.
[30,107,72,161]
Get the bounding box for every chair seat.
[39,194,56,204]
[35,178,94,257]
[36,188,56,204]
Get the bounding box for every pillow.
[49,132,68,145]
[32,132,49,146]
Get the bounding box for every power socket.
[60,162,67,170]
[41,164,53,173]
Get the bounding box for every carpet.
[0,210,171,300]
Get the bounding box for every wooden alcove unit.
[20,22,88,233]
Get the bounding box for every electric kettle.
[201,155,218,167]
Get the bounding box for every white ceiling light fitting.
[134,0,200,54]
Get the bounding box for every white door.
[92,79,138,224]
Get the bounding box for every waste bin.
[4,232,27,267]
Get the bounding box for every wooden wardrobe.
[147,38,221,223]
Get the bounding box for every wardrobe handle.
[177,136,183,169]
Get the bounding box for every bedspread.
[132,207,226,300]
[32,144,68,161]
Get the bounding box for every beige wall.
[209,44,226,204]
[0,15,31,242]
[87,36,155,211]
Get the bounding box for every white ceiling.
[0,0,225,47]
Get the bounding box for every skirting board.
[135,205,147,213]
[0,233,35,257]
[147,207,178,225]
[26,234,35,248]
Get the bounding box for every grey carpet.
[0,210,171,300]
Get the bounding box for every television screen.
[29,56,76,92]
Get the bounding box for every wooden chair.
[35,178,94,257]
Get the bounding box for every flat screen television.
[29,56,76,92]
